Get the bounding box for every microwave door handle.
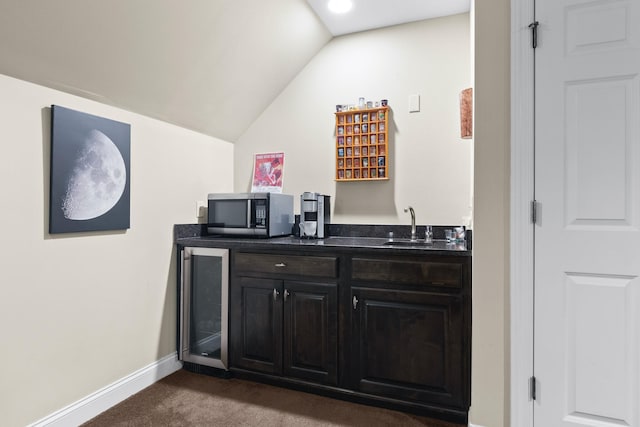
[247,200,252,228]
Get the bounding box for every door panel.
[283,281,338,385]
[564,273,638,423]
[350,287,465,408]
[535,0,640,425]
[229,277,282,375]
[565,76,637,228]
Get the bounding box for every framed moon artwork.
[49,105,131,234]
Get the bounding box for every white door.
[535,0,640,426]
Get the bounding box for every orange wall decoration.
[460,88,473,139]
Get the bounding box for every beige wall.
[0,4,513,426]
[0,73,234,427]
[471,0,510,426]
[235,14,473,227]
[235,12,515,425]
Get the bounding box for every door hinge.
[529,376,537,400]
[531,200,538,224]
[529,21,539,49]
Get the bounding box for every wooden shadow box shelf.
[335,106,389,181]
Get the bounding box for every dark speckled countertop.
[175,224,471,256]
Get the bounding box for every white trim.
[28,352,182,427]
[468,424,487,427]
[510,0,536,427]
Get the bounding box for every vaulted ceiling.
[0,0,469,142]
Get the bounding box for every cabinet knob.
[353,295,358,309]
[284,289,290,301]
[273,288,280,301]
[274,262,286,268]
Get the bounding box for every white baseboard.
[468,424,487,427]
[29,352,183,427]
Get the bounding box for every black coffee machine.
[299,192,330,238]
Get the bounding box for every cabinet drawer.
[235,253,338,278]
[351,258,462,288]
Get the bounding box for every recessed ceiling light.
[328,0,353,14]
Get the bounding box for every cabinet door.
[230,277,282,375]
[283,281,338,385]
[350,287,465,408]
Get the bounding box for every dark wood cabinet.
[283,281,338,385]
[348,254,471,417]
[230,276,282,375]
[230,252,338,385]
[220,247,470,423]
[350,287,465,407]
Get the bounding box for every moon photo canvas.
[49,105,130,233]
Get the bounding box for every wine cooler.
[180,247,229,370]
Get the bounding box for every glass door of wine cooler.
[180,247,229,370]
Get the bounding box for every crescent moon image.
[62,129,126,220]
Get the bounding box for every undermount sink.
[383,239,433,247]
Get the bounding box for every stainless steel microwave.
[207,192,294,237]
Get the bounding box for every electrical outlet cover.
[409,94,420,113]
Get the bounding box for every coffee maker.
[299,192,330,238]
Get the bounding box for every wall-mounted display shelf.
[335,106,389,181]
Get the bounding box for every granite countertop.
[175,224,471,256]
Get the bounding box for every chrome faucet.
[404,206,417,241]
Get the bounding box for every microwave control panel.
[253,200,267,228]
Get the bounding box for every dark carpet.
[82,369,464,426]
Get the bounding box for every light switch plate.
[409,94,420,113]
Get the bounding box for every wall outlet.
[196,200,207,218]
